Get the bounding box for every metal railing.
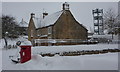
[31,39,98,46]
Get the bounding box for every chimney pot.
[62,2,69,10]
[31,13,35,18]
[43,12,48,19]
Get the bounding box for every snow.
[0,49,2,71]
[0,36,28,49]
[92,34,115,39]
[18,19,28,27]
[1,43,119,70]
[2,48,118,70]
[20,40,32,46]
[1,37,119,70]
[35,39,68,43]
[0,36,29,71]
[0,39,5,49]
[40,35,48,37]
[33,10,63,28]
[104,29,109,34]
[32,10,88,31]
[24,53,118,70]
[0,39,3,71]
[33,17,41,29]
[32,44,118,54]
[41,10,63,27]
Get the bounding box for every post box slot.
[22,48,26,49]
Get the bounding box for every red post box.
[20,45,31,63]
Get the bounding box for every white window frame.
[48,26,52,34]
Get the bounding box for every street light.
[5,32,8,35]
[111,30,114,39]
[4,31,8,49]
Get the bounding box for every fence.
[31,39,98,46]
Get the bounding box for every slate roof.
[33,10,63,29]
[32,10,87,30]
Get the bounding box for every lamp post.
[4,32,8,49]
[111,30,114,39]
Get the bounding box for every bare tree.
[2,15,19,38]
[2,15,19,48]
[103,8,119,35]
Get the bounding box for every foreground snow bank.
[2,44,118,70]
[2,48,118,70]
[0,39,5,49]
[29,53,118,70]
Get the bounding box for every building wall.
[36,26,52,39]
[52,10,88,40]
[37,27,48,36]
[28,10,88,41]
[28,18,37,41]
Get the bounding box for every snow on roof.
[32,10,88,30]
[19,19,28,27]
[20,40,32,46]
[33,17,41,29]
[88,27,94,33]
[33,10,63,29]
[41,11,63,27]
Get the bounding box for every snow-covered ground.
[0,36,28,71]
[0,35,119,70]
[0,36,28,49]
[0,39,3,71]
[0,49,2,71]
[2,44,118,70]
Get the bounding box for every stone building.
[28,2,88,46]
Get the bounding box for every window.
[31,30,33,37]
[37,30,41,37]
[48,27,52,34]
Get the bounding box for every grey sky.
[2,2,118,31]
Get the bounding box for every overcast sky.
[2,2,118,31]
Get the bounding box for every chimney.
[62,2,69,10]
[43,12,48,19]
[31,13,35,18]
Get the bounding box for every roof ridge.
[34,10,63,28]
[43,10,63,20]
